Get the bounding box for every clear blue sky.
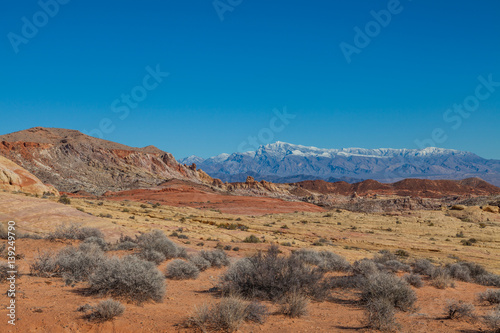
[1,0,499,159]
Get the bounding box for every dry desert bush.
[188,297,268,332]
[165,259,200,280]
[445,299,476,320]
[79,299,125,322]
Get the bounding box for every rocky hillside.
[292,178,500,198]
[185,141,500,186]
[0,155,58,196]
[0,127,214,195]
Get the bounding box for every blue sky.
[1,0,499,159]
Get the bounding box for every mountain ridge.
[181,141,500,186]
[0,127,215,195]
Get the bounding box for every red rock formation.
[0,155,58,196]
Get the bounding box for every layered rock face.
[0,127,213,195]
[0,155,58,196]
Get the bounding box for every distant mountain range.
[180,142,500,186]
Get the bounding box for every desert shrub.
[47,223,104,241]
[353,259,380,277]
[395,249,410,258]
[478,289,500,305]
[430,267,454,289]
[188,297,268,331]
[244,302,269,324]
[86,299,125,322]
[56,243,107,285]
[199,249,230,268]
[30,251,58,277]
[136,230,186,261]
[279,292,309,318]
[166,260,200,280]
[83,236,108,251]
[447,263,472,282]
[475,273,500,287]
[0,262,12,280]
[446,262,500,287]
[291,249,323,266]
[220,245,326,301]
[58,195,71,205]
[384,260,411,273]
[365,298,397,331]
[445,300,476,320]
[458,261,487,278]
[319,251,351,272]
[114,241,137,251]
[243,235,261,243]
[329,275,364,289]
[360,272,416,312]
[77,304,93,312]
[403,273,424,288]
[484,308,500,333]
[412,259,435,276]
[88,255,165,303]
[18,232,43,239]
[189,255,211,271]
[137,250,166,265]
[292,249,350,272]
[373,250,398,264]
[210,297,247,331]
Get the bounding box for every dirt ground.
[0,190,499,332]
[0,239,498,333]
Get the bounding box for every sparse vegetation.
[243,235,261,243]
[136,229,186,262]
[189,254,211,271]
[165,259,200,280]
[292,249,351,272]
[83,299,125,322]
[220,245,327,301]
[365,298,396,331]
[478,289,500,305]
[199,249,230,268]
[403,273,424,288]
[445,300,476,320]
[88,255,166,303]
[58,195,71,205]
[430,267,455,289]
[484,307,500,332]
[47,223,104,241]
[278,292,309,318]
[188,297,268,332]
[360,272,416,331]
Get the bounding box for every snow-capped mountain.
[180,142,500,185]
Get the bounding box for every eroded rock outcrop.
[0,155,58,196]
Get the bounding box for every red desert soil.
[1,238,497,333]
[99,180,325,215]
